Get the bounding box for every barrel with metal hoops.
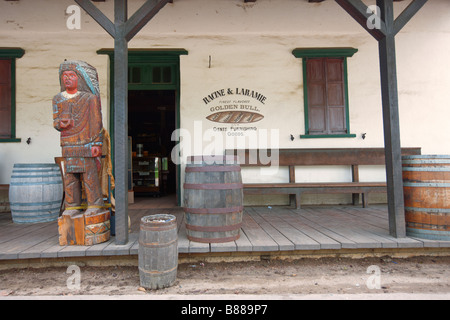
[9,163,63,224]
[183,155,243,243]
[402,155,450,241]
[138,214,178,290]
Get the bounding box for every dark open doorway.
[128,90,177,202]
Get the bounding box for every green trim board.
[293,48,357,138]
[0,138,22,143]
[0,48,25,143]
[97,49,187,205]
[0,48,25,59]
[292,47,358,59]
[97,48,188,62]
[300,134,357,139]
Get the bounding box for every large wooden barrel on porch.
[183,155,243,243]
[9,163,63,224]
[402,155,450,241]
[138,214,178,290]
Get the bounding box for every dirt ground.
[0,255,449,297]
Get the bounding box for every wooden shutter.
[307,58,327,134]
[306,58,347,135]
[326,58,346,134]
[0,60,12,138]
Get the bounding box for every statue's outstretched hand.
[91,145,102,158]
[60,119,74,129]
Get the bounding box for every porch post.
[335,0,428,238]
[377,0,404,238]
[113,0,129,245]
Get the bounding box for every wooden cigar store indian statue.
[53,60,112,246]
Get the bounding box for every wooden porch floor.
[1,204,449,261]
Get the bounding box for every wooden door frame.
[97,49,188,206]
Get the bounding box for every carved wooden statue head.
[59,60,100,97]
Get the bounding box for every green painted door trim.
[293,47,358,138]
[97,49,188,205]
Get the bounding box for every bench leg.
[352,193,360,206]
[289,194,296,207]
[295,192,301,210]
[362,193,369,208]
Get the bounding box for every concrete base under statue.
[58,209,110,246]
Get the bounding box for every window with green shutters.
[0,60,12,139]
[0,48,24,143]
[293,48,358,138]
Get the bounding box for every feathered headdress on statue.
[59,60,100,97]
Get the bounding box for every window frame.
[293,48,358,139]
[0,48,25,143]
[128,63,176,87]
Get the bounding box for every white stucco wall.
[0,0,449,206]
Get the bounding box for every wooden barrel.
[184,155,243,243]
[138,214,178,290]
[9,163,63,224]
[402,155,450,241]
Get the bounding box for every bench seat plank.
[244,182,386,188]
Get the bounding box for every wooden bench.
[226,148,422,210]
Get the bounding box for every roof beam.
[125,0,170,41]
[335,0,386,41]
[74,0,116,38]
[394,0,428,35]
